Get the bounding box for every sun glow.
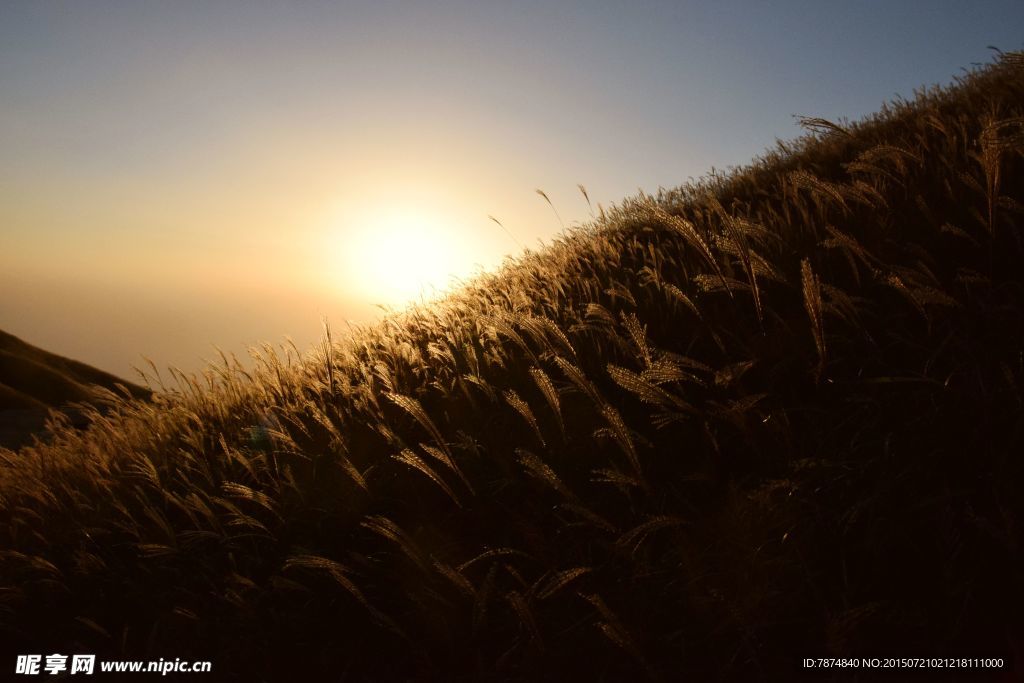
[325,204,478,307]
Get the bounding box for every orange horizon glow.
[2,2,1020,379]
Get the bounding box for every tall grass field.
[2,53,1023,680]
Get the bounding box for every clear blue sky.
[2,0,1022,378]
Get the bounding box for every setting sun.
[327,205,479,307]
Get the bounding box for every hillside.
[1,54,1023,680]
[0,330,151,450]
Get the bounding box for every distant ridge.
[0,329,150,449]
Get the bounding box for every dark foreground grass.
[2,54,1023,681]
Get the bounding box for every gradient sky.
[2,1,1022,380]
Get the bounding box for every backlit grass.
[2,53,1023,681]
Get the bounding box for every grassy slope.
[1,55,1023,681]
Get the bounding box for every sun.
[328,205,474,307]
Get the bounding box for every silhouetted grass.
[1,53,1022,681]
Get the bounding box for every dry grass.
[1,53,1023,681]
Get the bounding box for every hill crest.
[0,329,150,449]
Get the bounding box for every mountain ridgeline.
[0,330,150,450]
[2,55,1023,680]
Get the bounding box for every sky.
[2,0,1023,380]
